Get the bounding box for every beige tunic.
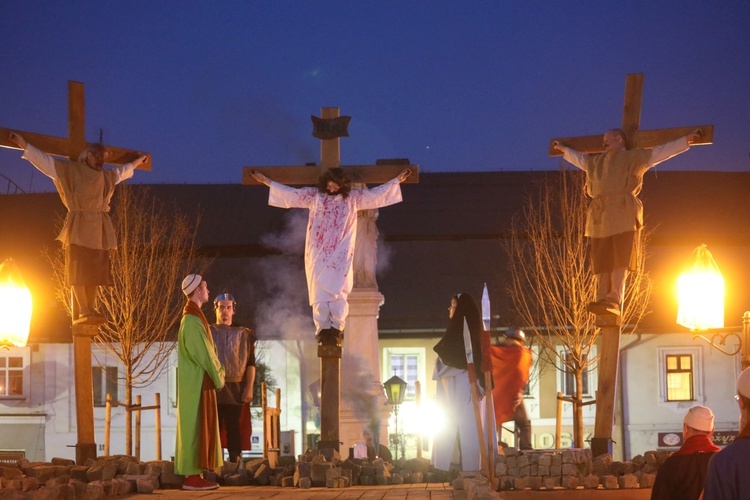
[22,144,136,249]
[561,137,690,238]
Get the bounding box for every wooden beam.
[621,73,643,145]
[321,107,340,170]
[68,81,86,159]
[243,164,419,185]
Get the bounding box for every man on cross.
[250,167,411,344]
[8,132,148,322]
[553,128,702,315]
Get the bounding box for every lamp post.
[0,258,32,349]
[676,244,750,370]
[383,375,408,460]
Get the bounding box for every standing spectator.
[651,405,719,500]
[703,369,750,499]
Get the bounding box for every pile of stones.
[0,455,182,499]
[212,450,450,488]
[495,447,671,491]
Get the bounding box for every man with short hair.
[7,132,148,322]
[703,369,750,499]
[174,275,225,491]
[650,405,719,500]
[210,292,256,463]
[353,429,392,462]
[251,167,411,344]
[553,128,702,316]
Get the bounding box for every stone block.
[538,465,549,476]
[517,454,529,468]
[254,464,272,486]
[513,476,528,490]
[583,474,600,489]
[528,476,543,490]
[530,465,538,476]
[495,463,508,476]
[561,463,578,476]
[538,454,552,467]
[299,476,312,488]
[561,475,579,489]
[50,458,75,467]
[507,467,518,477]
[26,466,55,484]
[551,453,562,466]
[543,476,561,489]
[561,450,574,463]
[22,477,40,491]
[451,477,463,490]
[360,475,373,486]
[519,466,530,477]
[618,473,639,489]
[592,453,613,475]
[506,456,517,468]
[549,465,562,476]
[310,462,332,486]
[498,475,513,490]
[0,466,23,480]
[601,475,618,489]
[391,473,403,484]
[640,472,656,488]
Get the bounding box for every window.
[665,354,694,401]
[557,349,594,398]
[0,348,29,399]
[92,366,118,407]
[382,347,426,402]
[658,346,703,407]
[390,354,419,399]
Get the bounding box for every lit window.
[558,349,592,398]
[382,348,425,402]
[0,348,29,399]
[665,354,694,402]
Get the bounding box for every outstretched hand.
[552,140,565,153]
[8,132,27,149]
[250,169,271,186]
[133,154,149,167]
[396,168,412,183]
[687,129,703,145]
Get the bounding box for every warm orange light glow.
[676,245,724,330]
[0,259,32,347]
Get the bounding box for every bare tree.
[51,185,207,454]
[505,169,652,448]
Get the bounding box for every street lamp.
[0,258,32,348]
[676,245,750,369]
[383,375,408,460]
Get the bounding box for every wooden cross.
[548,73,713,155]
[243,107,418,185]
[0,81,151,170]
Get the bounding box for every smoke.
[341,352,382,445]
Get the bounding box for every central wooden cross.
[242,107,419,185]
[243,107,419,453]
[548,73,713,154]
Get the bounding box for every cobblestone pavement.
[126,483,465,499]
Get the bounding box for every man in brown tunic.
[8,132,148,321]
[553,128,702,315]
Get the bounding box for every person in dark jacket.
[650,405,719,500]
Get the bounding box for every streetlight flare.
[676,245,724,331]
[0,259,33,348]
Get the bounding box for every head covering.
[181,274,202,296]
[683,405,715,432]
[434,293,486,388]
[737,368,750,399]
[505,328,526,342]
[214,292,236,305]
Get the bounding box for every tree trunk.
[125,373,132,456]
[574,369,584,449]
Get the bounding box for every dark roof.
[2,170,750,342]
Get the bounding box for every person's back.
[651,451,715,500]
[703,438,750,499]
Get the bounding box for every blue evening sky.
[1,1,748,190]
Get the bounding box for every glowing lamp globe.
[0,259,33,347]
[676,245,724,331]
[383,375,408,406]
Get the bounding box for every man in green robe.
[175,274,225,491]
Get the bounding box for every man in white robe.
[250,167,411,343]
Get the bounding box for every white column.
[340,287,391,455]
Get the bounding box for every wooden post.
[592,315,621,457]
[556,392,563,449]
[104,393,112,456]
[154,393,162,460]
[261,381,268,458]
[318,342,342,452]
[72,322,98,464]
[415,381,423,459]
